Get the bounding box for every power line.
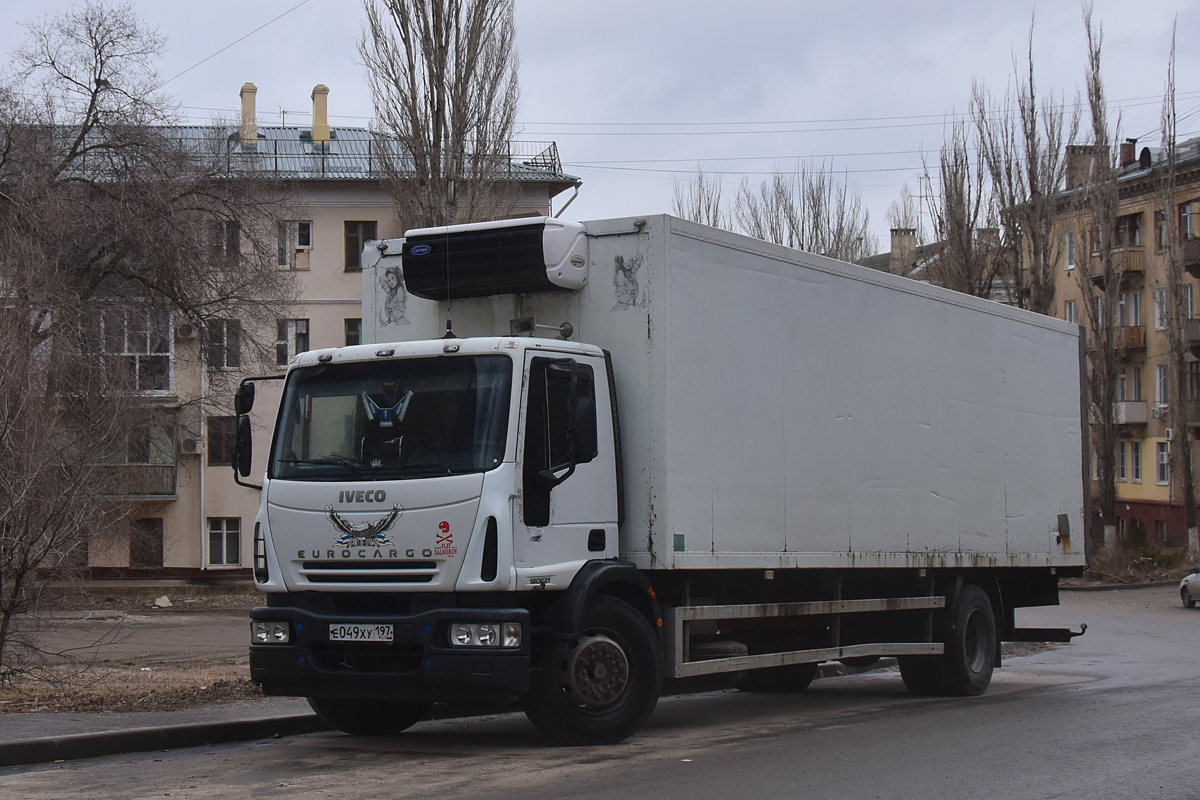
[158,0,317,88]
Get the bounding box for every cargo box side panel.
[660,219,1084,569]
[573,218,667,567]
[661,242,788,558]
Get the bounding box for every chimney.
[311,84,330,145]
[890,228,916,275]
[1120,138,1138,168]
[239,82,258,146]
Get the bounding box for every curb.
[0,713,331,768]
[1061,580,1181,591]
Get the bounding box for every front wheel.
[307,697,430,736]
[524,595,662,745]
[1184,588,1196,609]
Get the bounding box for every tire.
[1184,588,1196,609]
[524,595,662,745]
[897,655,942,696]
[934,584,997,697]
[307,697,430,736]
[737,661,818,693]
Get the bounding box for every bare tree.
[1074,3,1122,552]
[972,17,1078,315]
[733,162,878,264]
[1156,23,1199,559]
[918,120,1005,297]
[0,1,293,675]
[359,0,520,228]
[672,167,728,228]
[886,183,921,235]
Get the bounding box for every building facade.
[86,83,579,580]
[1051,137,1200,548]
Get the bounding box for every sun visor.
[401,217,588,300]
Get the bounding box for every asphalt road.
[3,585,1198,800]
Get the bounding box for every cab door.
[511,352,619,587]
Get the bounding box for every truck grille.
[299,560,437,584]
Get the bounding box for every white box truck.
[236,215,1088,744]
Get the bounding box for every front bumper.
[249,606,531,704]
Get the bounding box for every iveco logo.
[409,244,431,256]
[570,255,586,268]
[338,490,387,503]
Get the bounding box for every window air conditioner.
[180,437,204,455]
[1166,428,1175,441]
[175,323,199,340]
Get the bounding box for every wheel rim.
[563,633,630,711]
[962,608,988,674]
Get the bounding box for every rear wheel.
[1184,588,1196,609]
[738,662,818,693]
[897,655,941,695]
[524,595,662,745]
[307,697,430,736]
[934,584,997,696]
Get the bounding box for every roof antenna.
[443,319,456,339]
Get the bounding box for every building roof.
[167,125,581,194]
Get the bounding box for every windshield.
[270,354,513,481]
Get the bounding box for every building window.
[206,319,240,369]
[1188,284,1195,320]
[1154,289,1168,330]
[276,319,309,366]
[1131,366,1142,401]
[102,308,172,392]
[208,517,241,566]
[211,220,240,265]
[1157,364,1169,407]
[1064,231,1076,270]
[1182,201,1200,241]
[1117,292,1140,327]
[130,518,164,569]
[99,426,175,467]
[277,221,313,269]
[1131,440,1142,483]
[1094,296,1103,327]
[1157,441,1170,485]
[1115,213,1142,247]
[207,416,237,467]
[1155,519,1167,541]
[1064,299,1076,324]
[345,318,362,347]
[1091,448,1099,481]
[1117,441,1127,482]
[345,221,378,271]
[1190,362,1200,401]
[1156,210,1168,251]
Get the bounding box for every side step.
[663,596,947,680]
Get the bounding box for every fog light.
[477,624,497,646]
[252,621,290,644]
[452,624,473,645]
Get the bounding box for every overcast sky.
[3,0,1197,248]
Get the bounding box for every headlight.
[446,621,521,648]
[252,621,290,644]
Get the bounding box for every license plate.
[329,623,393,642]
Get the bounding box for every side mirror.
[234,382,256,416]
[235,415,253,477]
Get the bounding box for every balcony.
[1115,326,1146,361]
[1183,239,1200,280]
[1115,401,1148,425]
[1089,246,1146,288]
[95,465,177,499]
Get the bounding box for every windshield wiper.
[285,457,366,478]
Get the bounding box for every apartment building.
[1052,137,1200,547]
[86,83,579,580]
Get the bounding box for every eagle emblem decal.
[325,504,403,547]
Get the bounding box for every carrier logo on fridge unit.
[325,504,403,547]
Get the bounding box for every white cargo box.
[364,215,1087,572]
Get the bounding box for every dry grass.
[0,660,261,714]
[1064,543,1198,586]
